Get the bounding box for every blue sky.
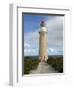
[23,13,63,56]
[24,14,54,33]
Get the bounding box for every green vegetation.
[24,57,40,74]
[24,56,63,74]
[47,56,63,73]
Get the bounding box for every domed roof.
[40,21,45,27]
[40,21,47,32]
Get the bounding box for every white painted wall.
[0,0,74,89]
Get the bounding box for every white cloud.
[24,48,38,56]
[24,43,31,48]
[24,31,39,49]
[48,48,55,52]
[46,16,63,52]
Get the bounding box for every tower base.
[39,56,48,62]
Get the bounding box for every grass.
[24,57,40,74]
[47,56,63,73]
[24,56,63,74]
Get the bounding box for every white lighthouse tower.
[39,21,48,62]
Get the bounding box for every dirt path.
[30,62,58,74]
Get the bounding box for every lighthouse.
[39,21,48,62]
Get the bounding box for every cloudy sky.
[23,13,64,56]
